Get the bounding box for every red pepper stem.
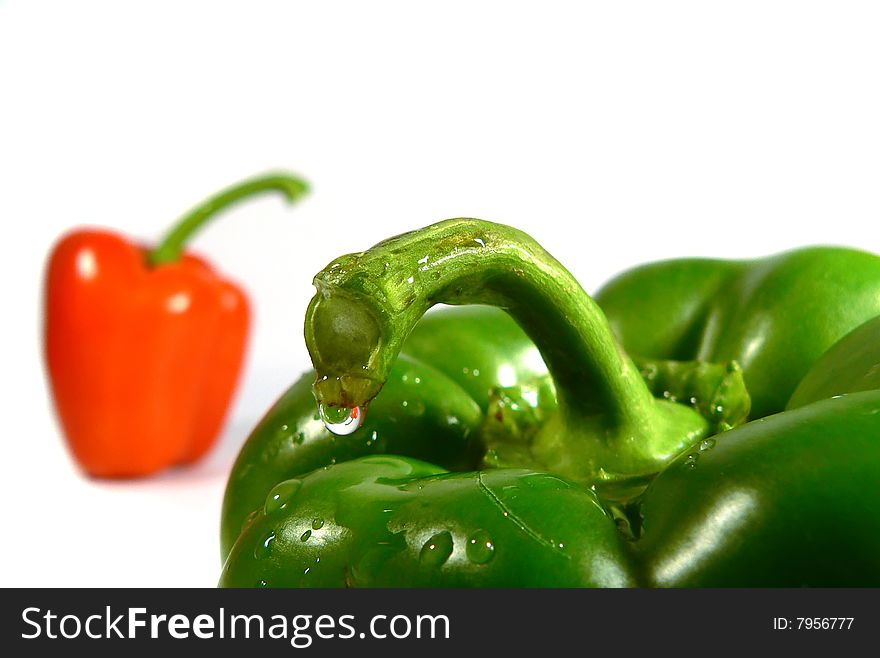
[147,173,309,266]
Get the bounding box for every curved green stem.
[304,218,709,483]
[148,172,309,266]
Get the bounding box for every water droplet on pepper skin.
[312,518,325,530]
[466,530,495,564]
[264,479,303,515]
[419,531,454,567]
[254,531,276,560]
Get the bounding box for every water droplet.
[294,431,305,445]
[320,404,366,436]
[472,369,480,377]
[466,530,495,564]
[684,453,700,469]
[699,438,716,451]
[264,479,303,515]
[254,531,275,559]
[257,579,268,588]
[312,518,324,530]
[419,531,454,567]
[301,529,312,542]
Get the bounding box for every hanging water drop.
[320,404,366,435]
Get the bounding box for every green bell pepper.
[594,247,880,418]
[787,314,880,409]
[220,219,880,587]
[219,306,548,559]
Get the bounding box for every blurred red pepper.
[44,173,309,477]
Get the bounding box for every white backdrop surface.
[1,0,878,586]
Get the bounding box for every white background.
[1,1,878,587]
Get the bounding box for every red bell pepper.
[44,173,309,478]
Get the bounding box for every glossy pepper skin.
[634,389,880,586]
[220,219,880,587]
[45,173,308,477]
[222,456,638,587]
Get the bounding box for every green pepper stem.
[305,219,709,484]
[148,173,309,266]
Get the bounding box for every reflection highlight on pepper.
[652,489,757,586]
